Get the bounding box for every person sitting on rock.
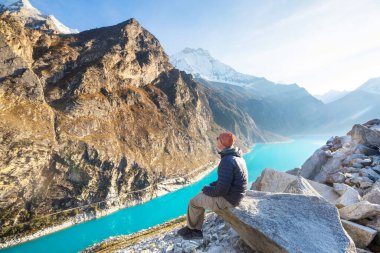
[177,131,249,240]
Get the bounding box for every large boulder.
[333,183,361,208]
[339,201,380,220]
[252,168,339,204]
[363,187,380,205]
[283,176,321,197]
[216,191,356,253]
[341,220,377,248]
[348,123,380,149]
[299,149,330,179]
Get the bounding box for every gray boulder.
[341,220,377,248]
[299,149,331,180]
[363,185,380,205]
[348,124,380,149]
[339,201,380,220]
[252,168,339,204]
[333,183,361,208]
[283,176,322,197]
[216,191,356,253]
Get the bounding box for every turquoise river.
[1,135,331,253]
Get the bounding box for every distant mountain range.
[170,48,380,135]
[314,89,350,103]
[171,48,324,135]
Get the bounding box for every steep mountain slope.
[1,11,269,241]
[197,79,323,135]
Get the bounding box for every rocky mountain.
[0,0,79,34]
[311,79,380,134]
[0,2,289,242]
[195,78,323,136]
[314,89,350,104]
[171,48,324,135]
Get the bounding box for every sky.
[30,0,380,95]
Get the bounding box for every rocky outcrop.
[215,190,355,253]
[299,119,380,187]
[293,119,380,252]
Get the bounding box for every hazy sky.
[31,0,380,95]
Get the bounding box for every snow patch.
[48,15,79,34]
[0,0,79,34]
[170,48,261,86]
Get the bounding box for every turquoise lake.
[1,135,330,253]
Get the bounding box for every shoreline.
[0,141,259,250]
[0,160,220,250]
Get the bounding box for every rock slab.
[216,190,355,253]
[341,220,376,248]
[252,168,339,204]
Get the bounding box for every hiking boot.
[177,226,203,240]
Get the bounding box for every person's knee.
[189,193,203,207]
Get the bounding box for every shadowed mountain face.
[196,78,323,136]
[171,48,380,136]
[312,90,380,134]
[171,48,325,135]
[0,12,287,240]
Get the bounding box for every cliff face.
[0,14,236,240]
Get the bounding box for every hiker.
[177,131,248,240]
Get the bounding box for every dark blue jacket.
[202,146,248,206]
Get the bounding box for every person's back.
[177,132,249,240]
[202,146,248,206]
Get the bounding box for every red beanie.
[218,132,236,147]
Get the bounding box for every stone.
[333,183,361,208]
[363,188,380,205]
[252,168,339,204]
[361,168,380,182]
[326,172,346,184]
[313,151,346,183]
[283,176,322,197]
[350,176,374,188]
[352,163,364,169]
[348,124,380,148]
[341,220,377,248]
[285,167,300,176]
[343,154,365,166]
[339,201,380,220]
[356,248,374,253]
[372,165,380,173]
[373,156,380,166]
[354,144,379,156]
[215,191,355,253]
[299,149,330,179]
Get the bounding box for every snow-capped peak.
[0,0,38,12]
[0,0,79,34]
[170,47,260,86]
[48,15,79,34]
